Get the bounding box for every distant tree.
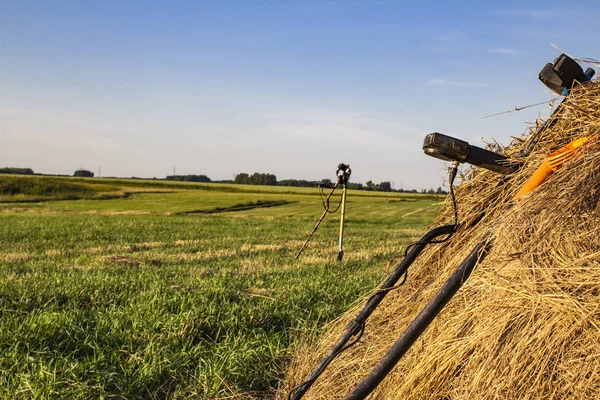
[265,173,277,186]
[436,186,447,195]
[378,181,392,192]
[250,172,261,185]
[428,188,435,194]
[365,180,374,191]
[320,178,333,187]
[234,172,277,186]
[235,173,250,184]
[348,182,364,190]
[74,169,94,177]
[166,174,211,183]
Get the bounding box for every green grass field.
[0,175,442,399]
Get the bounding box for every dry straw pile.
[281,81,600,399]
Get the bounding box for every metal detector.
[296,163,352,261]
[343,136,594,399]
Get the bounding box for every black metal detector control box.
[423,132,518,174]
[423,132,470,162]
[539,53,595,96]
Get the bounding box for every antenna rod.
[481,98,558,119]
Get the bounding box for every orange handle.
[513,161,553,200]
[513,136,594,200]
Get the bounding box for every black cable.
[288,323,366,400]
[400,170,460,251]
[366,165,460,305]
[319,177,345,214]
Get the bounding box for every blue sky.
[1,1,598,189]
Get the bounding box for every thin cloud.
[426,79,490,88]
[276,122,401,147]
[435,34,457,42]
[269,110,423,148]
[508,9,561,18]
[489,48,520,55]
[0,107,113,133]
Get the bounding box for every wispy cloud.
[507,9,561,19]
[268,110,422,147]
[0,107,155,154]
[489,47,520,55]
[426,79,490,87]
[445,59,473,67]
[435,34,457,42]
[277,123,397,147]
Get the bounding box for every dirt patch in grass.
[102,255,144,267]
[0,253,30,262]
[81,210,152,215]
[240,244,284,252]
[183,200,293,214]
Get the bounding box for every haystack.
[281,81,600,399]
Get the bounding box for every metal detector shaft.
[344,233,492,400]
[290,224,458,400]
[337,185,348,261]
[296,181,341,259]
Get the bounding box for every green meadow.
[0,175,442,399]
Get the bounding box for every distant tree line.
[421,187,447,195]
[166,174,211,183]
[363,180,391,192]
[0,166,448,194]
[234,173,277,186]
[278,179,320,188]
[0,167,34,175]
[232,172,447,193]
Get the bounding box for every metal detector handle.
[338,163,350,173]
[514,136,595,199]
[289,224,458,399]
[523,55,592,156]
[337,163,351,183]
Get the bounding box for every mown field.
[0,175,442,399]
